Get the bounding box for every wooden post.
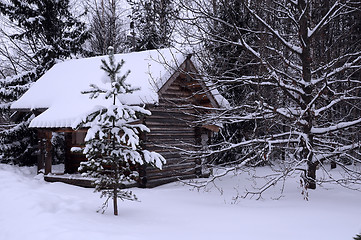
[64,132,72,174]
[37,130,45,174]
[44,131,52,175]
[194,127,202,176]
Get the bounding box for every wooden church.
[11,48,228,187]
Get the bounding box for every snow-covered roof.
[12,48,185,109]
[11,48,186,128]
[11,48,227,128]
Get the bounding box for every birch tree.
[178,0,361,193]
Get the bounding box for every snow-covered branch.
[307,1,343,39]
[312,118,361,135]
[243,2,302,55]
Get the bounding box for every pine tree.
[354,233,361,240]
[127,0,177,51]
[73,47,165,215]
[0,0,89,165]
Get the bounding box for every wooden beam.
[44,131,52,175]
[202,124,220,132]
[37,131,45,174]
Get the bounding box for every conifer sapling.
[73,47,165,215]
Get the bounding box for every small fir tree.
[73,47,165,215]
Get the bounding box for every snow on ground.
[0,163,360,240]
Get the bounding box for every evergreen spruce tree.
[354,233,361,240]
[0,114,37,165]
[127,0,177,51]
[73,47,165,215]
[0,0,89,165]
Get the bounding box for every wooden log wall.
[143,68,214,187]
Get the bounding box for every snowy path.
[0,164,360,240]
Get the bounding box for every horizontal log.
[146,139,195,145]
[44,175,94,188]
[147,172,197,181]
[156,158,196,166]
[148,167,196,174]
[152,152,182,158]
[148,127,194,132]
[147,162,197,173]
[147,128,195,137]
[146,133,195,138]
[147,124,195,130]
[146,123,192,129]
[147,112,196,120]
[158,98,194,104]
[160,89,193,97]
[148,105,196,111]
[148,108,196,114]
[145,141,196,147]
[146,145,194,151]
[146,170,197,181]
[145,174,199,188]
[44,175,140,188]
[163,155,195,161]
[146,116,194,124]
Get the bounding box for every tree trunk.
[44,131,52,175]
[112,89,118,216]
[306,162,317,190]
[299,0,317,190]
[113,160,118,216]
[113,186,118,216]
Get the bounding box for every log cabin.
[11,48,228,188]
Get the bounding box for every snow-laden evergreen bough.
[73,47,165,215]
[0,0,89,165]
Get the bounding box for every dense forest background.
[0,0,360,193]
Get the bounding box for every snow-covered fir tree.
[73,47,165,215]
[0,0,89,165]
[127,0,177,51]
